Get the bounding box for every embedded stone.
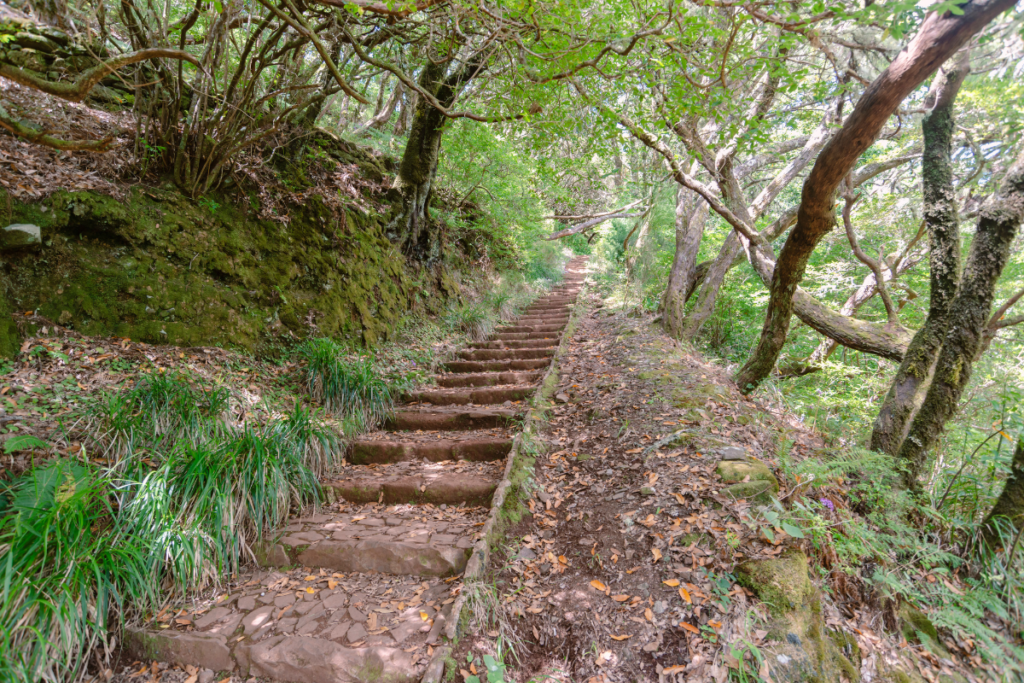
[125,628,234,672]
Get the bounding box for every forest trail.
[122,259,587,682]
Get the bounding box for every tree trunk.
[734,0,1017,394]
[388,59,472,262]
[871,54,968,456]
[984,437,1024,546]
[896,150,1024,487]
[664,188,708,338]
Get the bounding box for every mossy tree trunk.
[389,56,484,263]
[897,150,1024,487]
[984,437,1024,546]
[870,54,968,456]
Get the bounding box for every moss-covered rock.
[898,603,950,657]
[0,182,470,353]
[736,550,860,682]
[716,459,779,491]
[722,480,774,504]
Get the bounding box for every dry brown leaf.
[663,579,680,587]
[610,634,631,641]
[652,548,663,562]
[590,580,608,592]
[611,594,630,602]
[679,587,692,604]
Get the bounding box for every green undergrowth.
[0,373,340,682]
[773,444,1024,674]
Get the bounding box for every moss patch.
[0,184,467,352]
[716,460,779,490]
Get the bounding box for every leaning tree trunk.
[663,188,708,338]
[733,0,1017,394]
[897,149,1024,488]
[870,54,968,456]
[984,437,1024,547]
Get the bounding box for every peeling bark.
[897,150,1024,487]
[734,0,1017,393]
[871,54,969,456]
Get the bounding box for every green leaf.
[781,522,805,539]
[466,677,480,683]
[483,655,499,671]
[762,526,775,543]
[4,435,48,453]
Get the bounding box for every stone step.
[348,434,512,464]
[125,563,461,679]
[327,460,502,506]
[403,384,535,405]
[442,358,550,373]
[458,348,555,361]
[517,314,569,322]
[384,407,519,431]
[436,370,543,387]
[260,506,485,576]
[525,303,572,309]
[469,338,557,350]
[491,331,560,341]
[496,324,564,334]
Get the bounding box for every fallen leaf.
[645,608,654,622]
[611,594,630,602]
[652,548,663,562]
[590,580,608,592]
[679,587,692,604]
[663,664,686,674]
[610,634,631,641]
[663,579,680,587]
[679,622,699,634]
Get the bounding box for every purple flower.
[819,498,835,511]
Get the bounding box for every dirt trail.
[123,258,587,682]
[468,301,958,683]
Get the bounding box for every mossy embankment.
[0,138,496,356]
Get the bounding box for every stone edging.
[420,278,588,683]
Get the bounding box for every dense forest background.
[2,0,1024,679]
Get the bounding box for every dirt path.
[465,302,867,683]
[121,258,587,682]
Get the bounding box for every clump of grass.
[0,460,156,683]
[84,372,230,460]
[446,302,495,341]
[297,338,394,430]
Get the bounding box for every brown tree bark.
[897,149,1024,487]
[871,54,969,456]
[734,0,1017,393]
[663,187,708,337]
[984,437,1024,546]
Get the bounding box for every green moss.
[721,480,774,503]
[736,549,814,620]
[898,603,950,657]
[0,180,458,352]
[715,460,779,490]
[0,293,19,358]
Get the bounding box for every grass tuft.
[297,338,394,430]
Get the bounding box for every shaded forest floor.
[456,303,1007,683]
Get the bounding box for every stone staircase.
[126,257,587,682]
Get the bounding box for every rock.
[640,487,655,496]
[715,459,778,491]
[516,547,536,561]
[578,537,596,546]
[198,669,215,683]
[653,600,667,614]
[899,603,950,656]
[575,453,592,462]
[237,596,257,612]
[242,606,276,635]
[555,392,570,403]
[719,446,747,461]
[248,636,417,683]
[1,224,41,251]
[297,539,469,576]
[346,623,367,642]
[255,542,291,567]
[125,628,234,672]
[721,480,774,504]
[194,607,231,630]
